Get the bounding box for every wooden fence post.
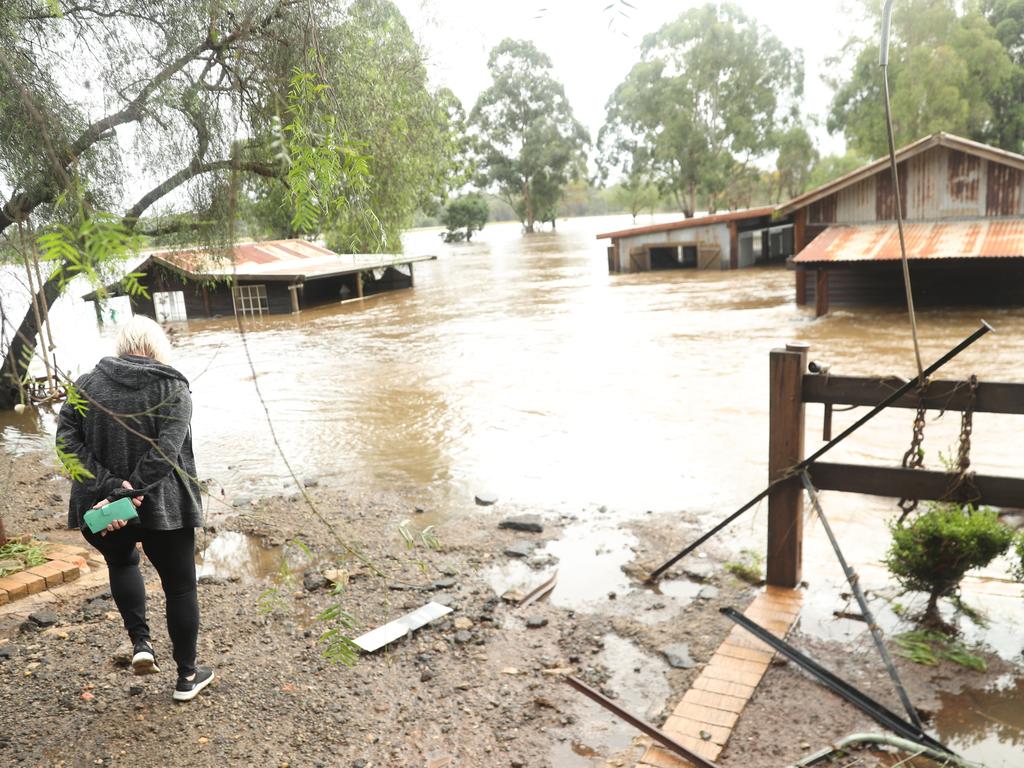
[767,342,808,588]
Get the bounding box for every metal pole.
[648,321,992,582]
[562,675,721,768]
[799,471,922,730]
[721,608,955,757]
[880,0,924,382]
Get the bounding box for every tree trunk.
[0,269,62,410]
[523,180,535,234]
[924,590,942,628]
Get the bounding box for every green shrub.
[1013,533,1024,583]
[441,194,489,243]
[725,548,764,585]
[885,503,1013,628]
[0,540,47,577]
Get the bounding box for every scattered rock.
[474,493,498,506]
[197,575,229,586]
[661,643,696,670]
[28,609,59,628]
[231,495,253,508]
[498,515,543,533]
[323,569,348,588]
[525,617,548,629]
[0,646,13,660]
[430,577,457,591]
[453,617,473,631]
[697,586,719,600]
[453,631,472,644]
[302,477,319,488]
[420,670,434,682]
[682,563,715,582]
[303,572,328,592]
[503,541,534,558]
[500,589,525,604]
[128,685,144,696]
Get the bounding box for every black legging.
[83,526,198,678]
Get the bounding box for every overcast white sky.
[395,0,873,158]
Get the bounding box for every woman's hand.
[90,481,143,536]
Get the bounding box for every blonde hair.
[116,315,172,363]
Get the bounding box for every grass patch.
[892,629,987,672]
[0,539,47,577]
[724,548,763,585]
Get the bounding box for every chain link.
[896,403,927,522]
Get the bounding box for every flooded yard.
[2,214,1023,765]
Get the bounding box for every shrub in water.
[885,502,1013,629]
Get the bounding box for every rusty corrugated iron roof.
[595,207,776,240]
[146,239,432,281]
[776,132,1024,217]
[792,219,1024,264]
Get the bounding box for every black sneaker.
[131,640,160,676]
[172,667,215,702]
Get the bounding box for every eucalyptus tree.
[599,3,804,217]
[983,0,1024,153]
[470,39,588,233]
[0,0,373,408]
[828,0,1015,156]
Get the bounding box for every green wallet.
[83,497,139,534]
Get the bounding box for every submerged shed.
[87,239,435,321]
[778,132,1024,316]
[597,207,793,273]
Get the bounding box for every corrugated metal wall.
[617,223,731,270]
[805,146,1024,225]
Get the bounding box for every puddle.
[934,673,1024,767]
[550,634,671,766]
[196,531,284,581]
[484,519,637,611]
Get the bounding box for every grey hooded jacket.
[56,355,203,531]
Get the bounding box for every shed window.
[233,284,268,316]
[153,290,187,322]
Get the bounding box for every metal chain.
[956,375,978,474]
[897,403,928,522]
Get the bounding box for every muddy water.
[3,214,1024,762]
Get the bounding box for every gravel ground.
[0,453,1013,767]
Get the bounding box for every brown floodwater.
[3,214,1024,763]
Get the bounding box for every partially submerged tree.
[886,502,1014,628]
[470,39,588,234]
[441,194,488,243]
[599,3,804,216]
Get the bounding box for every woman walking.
[56,315,213,701]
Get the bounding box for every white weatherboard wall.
[617,223,731,269]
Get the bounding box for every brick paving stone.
[6,571,45,595]
[49,560,81,583]
[0,577,27,600]
[25,563,63,588]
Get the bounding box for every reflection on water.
[550,633,669,767]
[934,674,1024,767]
[484,516,636,611]
[196,531,283,581]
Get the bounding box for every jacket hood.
[95,355,190,390]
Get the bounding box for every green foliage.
[470,39,588,233]
[886,502,1013,625]
[54,437,94,483]
[63,381,88,417]
[35,208,147,300]
[806,151,872,190]
[828,0,1016,156]
[893,629,987,671]
[316,602,360,666]
[599,3,804,216]
[282,69,364,236]
[441,194,489,242]
[983,0,1024,153]
[724,548,764,585]
[774,124,820,201]
[1012,532,1024,582]
[0,540,47,577]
